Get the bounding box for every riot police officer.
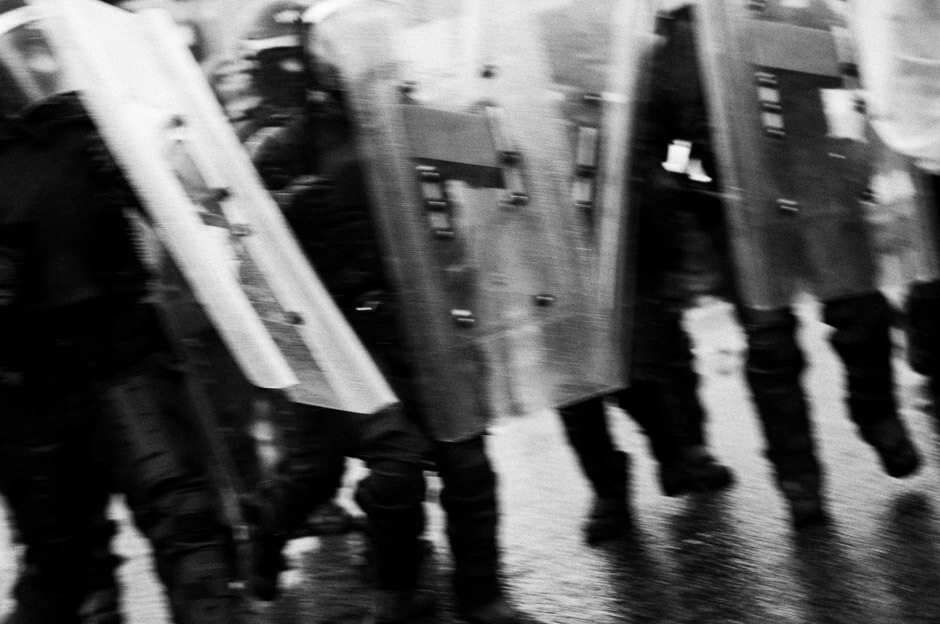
[221,2,537,622]
[0,2,242,621]
[558,186,734,543]
[847,0,940,424]
[653,2,920,527]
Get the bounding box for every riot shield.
[310,0,655,436]
[692,0,880,309]
[848,0,940,285]
[32,0,396,415]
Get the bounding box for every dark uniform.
[556,8,735,544]
[652,3,920,526]
[558,139,734,544]
[222,3,531,623]
[0,97,241,624]
[0,4,244,621]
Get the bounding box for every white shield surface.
[693,0,880,309]
[33,0,396,414]
[310,0,655,431]
[848,0,940,284]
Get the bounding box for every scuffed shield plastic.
[32,0,396,415]
[692,0,880,309]
[309,0,655,435]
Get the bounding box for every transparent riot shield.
[693,0,881,309]
[848,0,940,286]
[33,0,396,415]
[310,0,655,435]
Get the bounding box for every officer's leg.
[906,279,940,418]
[3,386,119,624]
[823,291,920,477]
[557,398,631,544]
[351,407,429,624]
[251,400,429,623]
[740,306,824,526]
[434,437,536,624]
[623,300,733,496]
[102,363,239,624]
[248,402,367,600]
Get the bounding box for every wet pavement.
[3,1,938,622]
[3,299,940,623]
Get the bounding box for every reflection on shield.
[692,0,880,310]
[32,0,395,415]
[310,0,656,437]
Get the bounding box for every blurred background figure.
[217,2,541,622]
[0,1,242,622]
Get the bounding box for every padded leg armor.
[823,292,920,478]
[433,438,501,613]
[740,306,824,526]
[249,405,428,602]
[102,362,240,624]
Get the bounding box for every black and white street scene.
[2,1,940,623]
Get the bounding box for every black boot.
[741,306,826,527]
[558,399,633,543]
[355,460,428,624]
[620,382,733,497]
[825,292,920,478]
[626,301,734,496]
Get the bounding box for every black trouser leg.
[558,398,628,500]
[824,292,919,477]
[353,458,426,592]
[4,384,112,624]
[434,437,502,611]
[103,365,237,624]
[655,307,707,447]
[824,292,899,427]
[628,299,707,459]
[740,307,821,501]
[906,279,940,409]
[258,403,429,595]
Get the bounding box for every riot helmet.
[235,0,311,110]
[0,0,73,115]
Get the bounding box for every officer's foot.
[366,589,436,624]
[862,418,921,478]
[659,445,734,497]
[458,594,542,624]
